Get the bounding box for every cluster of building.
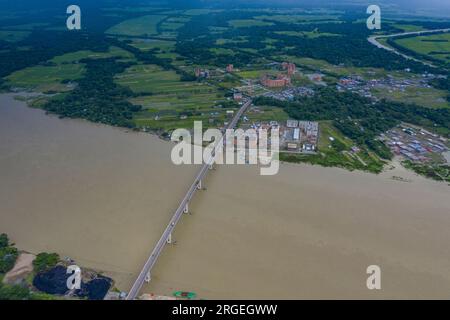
[282,120,319,153]
[306,73,325,84]
[260,61,297,88]
[195,64,237,78]
[336,73,445,100]
[261,74,292,88]
[281,62,296,76]
[263,86,314,101]
[381,124,449,163]
[194,68,210,79]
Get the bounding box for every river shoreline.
[1,93,450,299]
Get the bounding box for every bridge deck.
[126,99,252,300]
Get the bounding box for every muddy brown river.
[1,93,450,299]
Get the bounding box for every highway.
[126,99,252,300]
[368,28,450,67]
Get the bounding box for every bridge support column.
[184,203,189,214]
[197,180,202,190]
[209,164,214,170]
[145,272,151,283]
[167,233,172,244]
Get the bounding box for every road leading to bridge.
[126,99,252,300]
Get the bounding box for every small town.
[381,124,450,164]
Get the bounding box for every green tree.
[0,233,8,248]
[0,246,18,273]
[33,253,60,273]
[0,284,31,300]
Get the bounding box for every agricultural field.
[254,14,340,24]
[228,19,274,28]
[183,9,222,16]
[114,63,233,131]
[244,105,289,123]
[106,15,166,36]
[391,23,428,32]
[274,30,340,38]
[6,46,134,92]
[280,56,389,79]
[393,32,450,62]
[127,39,175,51]
[6,64,84,92]
[115,64,211,94]
[372,86,450,109]
[0,30,29,42]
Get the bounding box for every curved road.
[368,28,450,67]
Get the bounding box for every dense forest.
[175,10,441,73]
[43,58,141,128]
[0,31,110,79]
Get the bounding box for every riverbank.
[0,93,199,291]
[144,161,450,299]
[1,93,450,299]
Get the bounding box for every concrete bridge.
[126,99,252,300]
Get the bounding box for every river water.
[1,93,450,299]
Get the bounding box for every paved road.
[126,99,252,300]
[368,28,450,67]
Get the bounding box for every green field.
[228,19,274,28]
[128,39,175,51]
[114,63,232,130]
[372,86,450,109]
[392,23,427,32]
[254,14,339,24]
[274,30,340,39]
[106,15,166,36]
[281,56,389,79]
[115,64,214,94]
[6,47,134,92]
[0,30,29,42]
[394,32,450,62]
[6,64,83,92]
[245,105,289,123]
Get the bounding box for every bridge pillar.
[209,164,214,170]
[197,180,202,190]
[145,272,151,283]
[184,203,189,214]
[167,233,172,244]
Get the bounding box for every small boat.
[173,291,197,299]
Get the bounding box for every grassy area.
[281,55,389,79]
[0,30,29,42]
[372,86,450,109]
[6,46,134,92]
[245,105,289,123]
[228,19,274,28]
[254,14,339,24]
[106,15,167,36]
[6,64,84,92]
[394,32,450,62]
[236,69,278,79]
[184,9,222,16]
[403,161,450,183]
[115,64,211,94]
[114,63,234,131]
[274,30,340,38]
[392,23,427,32]
[127,39,175,51]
